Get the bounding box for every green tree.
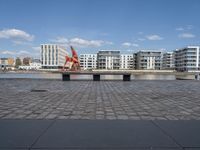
[15,57,22,68]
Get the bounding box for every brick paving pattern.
[0,79,200,120]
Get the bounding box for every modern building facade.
[120,54,133,69]
[41,44,67,69]
[0,58,15,69]
[174,46,200,72]
[0,58,9,68]
[35,45,199,71]
[135,50,162,70]
[162,52,175,70]
[23,57,32,65]
[97,50,120,69]
[19,62,41,70]
[133,53,137,69]
[79,54,97,70]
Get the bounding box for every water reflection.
[0,73,62,79]
[132,74,176,80]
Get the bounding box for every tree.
[15,57,22,68]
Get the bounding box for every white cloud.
[18,50,31,55]
[176,25,194,31]
[122,42,132,47]
[17,50,39,57]
[0,29,34,41]
[0,50,39,58]
[178,33,195,38]
[176,27,184,31]
[32,46,41,51]
[146,35,163,40]
[49,37,69,47]
[122,42,139,47]
[50,37,68,43]
[1,50,16,55]
[69,38,103,47]
[176,26,195,38]
[105,41,113,45]
[132,43,139,47]
[137,38,146,41]
[50,37,112,48]
[186,25,193,30]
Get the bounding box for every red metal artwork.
[63,46,80,71]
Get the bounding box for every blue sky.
[0,0,200,57]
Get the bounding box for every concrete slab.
[33,120,180,149]
[154,120,200,148]
[0,120,53,149]
[30,148,182,150]
[0,149,28,150]
[184,147,200,150]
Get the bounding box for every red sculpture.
[63,46,80,71]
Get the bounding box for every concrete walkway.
[0,119,200,150]
[1,80,200,120]
[1,80,200,149]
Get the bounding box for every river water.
[0,72,195,80]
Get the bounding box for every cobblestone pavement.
[0,79,200,120]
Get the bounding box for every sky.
[0,0,200,58]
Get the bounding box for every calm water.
[0,72,194,80]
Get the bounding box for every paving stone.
[45,114,57,119]
[0,80,200,120]
[117,115,129,120]
[96,115,105,119]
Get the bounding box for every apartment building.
[23,57,32,65]
[97,50,120,69]
[79,54,97,70]
[162,52,175,70]
[135,50,162,70]
[0,58,15,69]
[120,54,133,69]
[175,46,200,72]
[41,44,67,69]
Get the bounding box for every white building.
[175,46,200,72]
[29,62,42,70]
[0,58,15,70]
[18,62,41,70]
[135,50,162,70]
[41,44,67,69]
[120,54,133,69]
[162,52,175,70]
[97,50,120,69]
[80,54,97,70]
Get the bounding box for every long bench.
[62,72,131,81]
